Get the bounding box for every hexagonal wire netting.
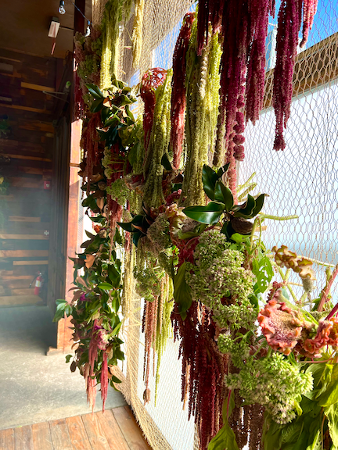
[91,0,338,449]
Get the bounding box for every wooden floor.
[0,406,151,450]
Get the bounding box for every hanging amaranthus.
[100,0,123,89]
[273,0,318,149]
[132,0,145,68]
[197,0,317,158]
[172,302,228,450]
[154,274,174,405]
[142,70,173,208]
[140,68,167,153]
[182,19,221,206]
[170,12,195,169]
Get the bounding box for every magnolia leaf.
[233,194,255,218]
[216,163,230,178]
[202,165,218,200]
[117,221,134,232]
[173,262,193,320]
[252,193,267,216]
[85,254,96,269]
[183,202,224,225]
[90,98,104,113]
[220,183,234,211]
[86,83,104,98]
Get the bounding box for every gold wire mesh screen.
[92,0,338,449]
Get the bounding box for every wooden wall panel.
[0,47,60,309]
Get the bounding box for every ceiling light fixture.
[59,0,66,14]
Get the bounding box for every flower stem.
[318,264,338,312]
[325,303,338,320]
[259,214,298,221]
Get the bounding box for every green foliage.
[53,300,72,322]
[184,165,266,241]
[262,362,338,450]
[208,391,239,450]
[173,262,193,320]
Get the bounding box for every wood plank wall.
[0,48,59,307]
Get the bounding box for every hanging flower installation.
[55,1,338,450]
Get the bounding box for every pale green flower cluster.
[146,214,171,256]
[185,230,255,327]
[133,266,164,302]
[218,334,251,368]
[225,352,313,424]
[102,147,113,179]
[106,178,130,206]
[213,303,258,330]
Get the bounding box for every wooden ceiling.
[0,0,92,59]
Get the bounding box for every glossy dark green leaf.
[90,98,104,113]
[133,230,142,247]
[65,354,73,363]
[86,83,104,98]
[251,193,267,217]
[202,165,218,200]
[117,221,134,232]
[131,215,144,226]
[219,183,234,211]
[183,202,224,225]
[233,194,255,218]
[216,163,230,178]
[108,264,121,288]
[125,104,135,121]
[173,262,193,320]
[101,106,112,124]
[161,153,173,171]
[214,180,224,203]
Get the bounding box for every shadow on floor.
[0,305,126,430]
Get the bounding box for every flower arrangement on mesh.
[55,0,338,450]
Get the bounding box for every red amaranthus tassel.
[197,0,317,156]
[172,301,227,449]
[170,12,195,169]
[140,68,167,153]
[101,352,109,412]
[273,0,302,150]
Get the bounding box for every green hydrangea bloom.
[185,229,255,329]
[106,178,130,206]
[225,352,313,424]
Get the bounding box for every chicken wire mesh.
[91,0,338,449]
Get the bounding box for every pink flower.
[301,317,338,357]
[258,299,303,355]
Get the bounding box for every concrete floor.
[0,305,126,430]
